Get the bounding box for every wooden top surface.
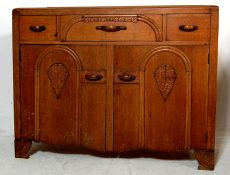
[13,5,218,15]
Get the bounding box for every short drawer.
[60,15,162,42]
[167,14,210,41]
[19,16,57,41]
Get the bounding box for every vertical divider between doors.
[77,69,81,146]
[106,44,114,151]
[186,71,191,150]
[139,71,145,148]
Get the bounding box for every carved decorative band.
[83,15,138,23]
[61,15,162,41]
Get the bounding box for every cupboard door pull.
[118,73,136,82]
[85,73,103,81]
[29,25,46,32]
[179,25,198,32]
[96,26,127,32]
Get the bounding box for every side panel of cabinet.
[69,45,107,151]
[143,46,191,151]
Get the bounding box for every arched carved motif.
[141,46,192,150]
[137,15,162,42]
[35,45,82,71]
[35,46,81,141]
[140,46,192,72]
[60,15,162,42]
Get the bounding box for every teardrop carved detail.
[154,64,177,101]
[47,63,69,98]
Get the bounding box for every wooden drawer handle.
[85,73,103,81]
[29,25,46,32]
[179,25,198,32]
[96,26,127,32]
[118,73,136,82]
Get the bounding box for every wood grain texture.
[105,45,114,151]
[80,84,106,151]
[13,6,218,170]
[13,9,21,139]
[13,6,214,16]
[207,7,219,150]
[20,45,47,139]
[176,46,209,150]
[114,84,140,152]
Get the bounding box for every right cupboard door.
[142,46,192,151]
[113,45,209,152]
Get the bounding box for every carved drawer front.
[19,16,57,41]
[166,14,210,41]
[60,15,162,42]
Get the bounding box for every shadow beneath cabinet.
[29,142,194,160]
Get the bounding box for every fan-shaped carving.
[154,64,177,101]
[47,63,69,98]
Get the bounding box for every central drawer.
[60,15,162,42]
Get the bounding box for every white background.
[0,0,229,174]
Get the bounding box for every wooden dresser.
[13,6,218,170]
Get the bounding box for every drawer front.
[167,14,210,41]
[19,16,57,41]
[61,15,162,42]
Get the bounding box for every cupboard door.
[142,46,192,151]
[70,45,107,151]
[113,45,152,152]
[21,45,107,150]
[35,46,81,145]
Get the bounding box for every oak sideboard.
[13,6,218,170]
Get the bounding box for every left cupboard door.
[20,45,81,146]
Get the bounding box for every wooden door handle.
[85,73,103,81]
[96,26,127,32]
[29,25,46,32]
[179,25,198,32]
[118,73,136,82]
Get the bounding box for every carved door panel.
[35,46,81,145]
[142,46,192,151]
[21,45,107,150]
[21,45,107,151]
